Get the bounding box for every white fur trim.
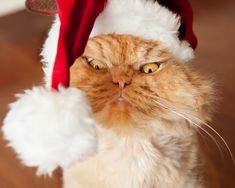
[2,86,97,175]
[91,0,194,62]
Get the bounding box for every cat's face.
[70,34,213,129]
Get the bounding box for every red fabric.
[158,0,197,49]
[52,0,107,89]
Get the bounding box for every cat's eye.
[141,63,160,74]
[87,58,106,70]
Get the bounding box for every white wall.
[0,0,25,17]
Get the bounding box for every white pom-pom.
[2,86,97,175]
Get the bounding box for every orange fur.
[67,34,215,188]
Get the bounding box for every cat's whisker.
[179,111,235,168]
[136,89,227,161]
[151,98,224,155]
[149,95,235,168]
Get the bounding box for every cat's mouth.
[110,93,130,105]
[112,96,128,104]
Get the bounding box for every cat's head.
[70,34,214,131]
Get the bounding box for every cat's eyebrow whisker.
[150,96,235,168]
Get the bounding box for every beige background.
[0,0,24,16]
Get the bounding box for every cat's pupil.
[95,65,100,70]
[148,69,153,73]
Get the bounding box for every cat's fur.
[64,34,214,188]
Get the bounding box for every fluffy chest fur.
[63,123,201,188]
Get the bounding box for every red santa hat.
[38,0,197,89]
[2,0,197,175]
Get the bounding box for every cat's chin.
[93,97,140,128]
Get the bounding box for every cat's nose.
[113,77,131,89]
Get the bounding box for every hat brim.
[25,0,58,15]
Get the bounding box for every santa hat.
[2,0,197,175]
[40,0,197,89]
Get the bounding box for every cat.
[64,34,215,188]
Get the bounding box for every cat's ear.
[25,0,58,15]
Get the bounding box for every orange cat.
[65,34,214,188]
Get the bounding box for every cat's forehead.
[84,34,171,69]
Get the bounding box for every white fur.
[63,122,200,188]
[91,0,194,62]
[41,0,194,87]
[2,86,97,175]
